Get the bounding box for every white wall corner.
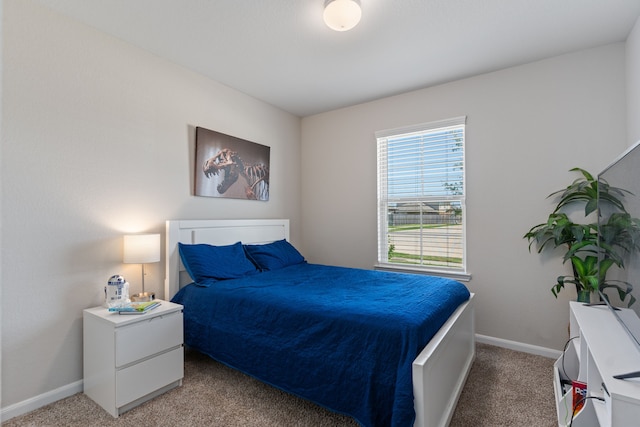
[627,14,640,145]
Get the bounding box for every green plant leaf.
[525,167,640,305]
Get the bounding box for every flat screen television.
[597,139,640,379]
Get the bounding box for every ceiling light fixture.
[323,0,362,32]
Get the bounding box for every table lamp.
[123,233,160,302]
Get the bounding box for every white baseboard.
[1,379,83,422]
[476,334,562,359]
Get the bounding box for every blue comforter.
[171,263,470,427]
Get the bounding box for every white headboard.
[164,219,290,299]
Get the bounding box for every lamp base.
[131,292,155,302]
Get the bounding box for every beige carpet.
[2,343,556,427]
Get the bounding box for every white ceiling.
[34,0,640,117]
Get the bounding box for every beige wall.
[301,43,628,352]
[1,0,301,408]
[628,15,640,145]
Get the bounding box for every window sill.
[374,263,472,282]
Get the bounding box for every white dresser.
[83,300,184,417]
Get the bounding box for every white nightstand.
[83,300,184,417]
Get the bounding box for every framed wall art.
[194,127,270,201]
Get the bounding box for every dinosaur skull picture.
[195,127,270,201]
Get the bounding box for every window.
[376,116,467,278]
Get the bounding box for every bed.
[165,219,475,427]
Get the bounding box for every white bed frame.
[165,219,475,427]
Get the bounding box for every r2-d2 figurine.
[104,275,130,308]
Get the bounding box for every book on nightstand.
[108,301,161,315]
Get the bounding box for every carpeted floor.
[450,344,556,426]
[2,343,556,426]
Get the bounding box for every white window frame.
[375,116,470,281]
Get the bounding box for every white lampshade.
[123,234,161,264]
[323,0,361,32]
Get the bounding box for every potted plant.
[524,168,640,304]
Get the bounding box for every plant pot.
[577,290,591,303]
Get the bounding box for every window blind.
[377,116,466,272]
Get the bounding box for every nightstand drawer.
[115,346,184,407]
[115,311,183,367]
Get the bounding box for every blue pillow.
[178,242,258,287]
[243,239,305,271]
